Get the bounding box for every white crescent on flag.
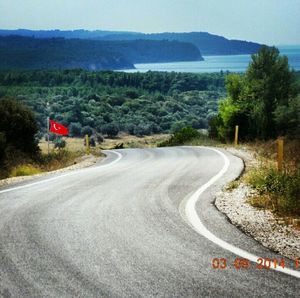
[53,124,59,131]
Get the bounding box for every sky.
[0,0,299,45]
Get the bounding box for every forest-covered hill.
[0,70,226,136]
[98,32,263,55]
[0,29,263,55]
[0,36,202,70]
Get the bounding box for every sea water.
[121,45,300,73]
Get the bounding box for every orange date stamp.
[212,257,299,270]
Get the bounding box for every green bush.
[0,132,6,163]
[53,137,66,149]
[159,127,200,147]
[69,122,82,137]
[81,125,93,137]
[247,167,300,216]
[101,123,119,138]
[274,96,300,137]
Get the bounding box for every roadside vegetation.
[209,46,299,219]
[244,139,300,217]
[158,127,217,147]
[8,150,81,177]
[0,98,84,178]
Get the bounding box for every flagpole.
[47,116,50,154]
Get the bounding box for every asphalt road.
[0,147,299,297]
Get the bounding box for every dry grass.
[39,133,169,153]
[242,138,300,218]
[99,133,170,149]
[39,138,85,154]
[10,164,42,177]
[225,180,240,191]
[247,194,274,209]
[8,150,82,178]
[244,138,300,174]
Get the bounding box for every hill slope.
[0,36,202,70]
[0,29,264,55]
[108,32,264,55]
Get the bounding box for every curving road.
[0,147,299,297]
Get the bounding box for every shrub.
[247,167,300,216]
[53,137,66,149]
[101,123,119,138]
[274,96,300,137]
[134,124,152,137]
[69,122,82,137]
[125,123,136,135]
[159,127,200,147]
[10,164,41,177]
[96,133,104,143]
[37,149,79,171]
[0,97,39,156]
[81,125,93,137]
[48,133,56,141]
[0,132,6,163]
[170,121,186,133]
[125,90,139,99]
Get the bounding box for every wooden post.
[85,134,90,155]
[234,125,239,146]
[47,116,50,154]
[277,138,284,171]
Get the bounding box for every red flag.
[49,120,69,136]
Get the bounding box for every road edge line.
[184,147,300,279]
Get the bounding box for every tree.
[134,124,151,136]
[101,123,119,138]
[0,132,6,163]
[210,46,296,141]
[69,122,82,137]
[81,125,93,137]
[245,46,293,139]
[274,96,300,137]
[0,97,39,162]
[54,137,66,149]
[170,121,186,133]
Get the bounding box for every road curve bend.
[0,147,299,297]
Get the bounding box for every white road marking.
[0,150,122,194]
[184,147,300,279]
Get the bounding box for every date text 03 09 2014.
[212,258,299,270]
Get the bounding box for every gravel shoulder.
[0,154,103,188]
[215,147,300,260]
